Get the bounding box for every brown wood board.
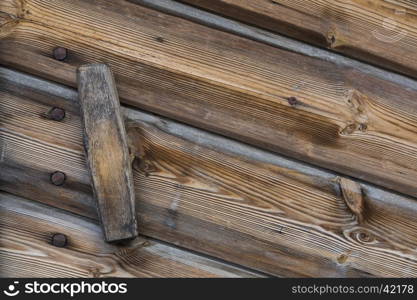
[0,192,262,278]
[178,0,417,79]
[1,68,417,277]
[1,0,417,198]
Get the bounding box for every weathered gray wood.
[77,63,137,242]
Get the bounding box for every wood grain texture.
[2,69,417,277]
[0,192,261,278]
[1,0,417,199]
[0,0,20,39]
[177,0,417,79]
[77,64,137,242]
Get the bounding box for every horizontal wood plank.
[177,0,417,79]
[0,192,261,278]
[1,68,417,277]
[1,0,417,198]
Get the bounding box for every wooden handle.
[77,63,138,242]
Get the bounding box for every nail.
[53,47,68,61]
[47,107,66,121]
[51,233,68,248]
[50,171,66,186]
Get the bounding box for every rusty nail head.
[50,171,66,186]
[51,233,67,247]
[48,107,66,121]
[53,47,68,61]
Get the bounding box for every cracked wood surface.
[1,68,417,277]
[0,192,261,278]
[1,0,417,198]
[178,0,417,79]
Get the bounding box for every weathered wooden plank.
[176,0,417,80]
[136,0,417,92]
[77,64,137,242]
[0,192,261,278]
[2,0,417,199]
[2,69,417,277]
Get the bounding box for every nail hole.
[359,123,367,131]
[287,96,299,106]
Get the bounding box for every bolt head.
[50,171,66,186]
[48,107,66,121]
[51,233,67,248]
[53,47,68,61]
